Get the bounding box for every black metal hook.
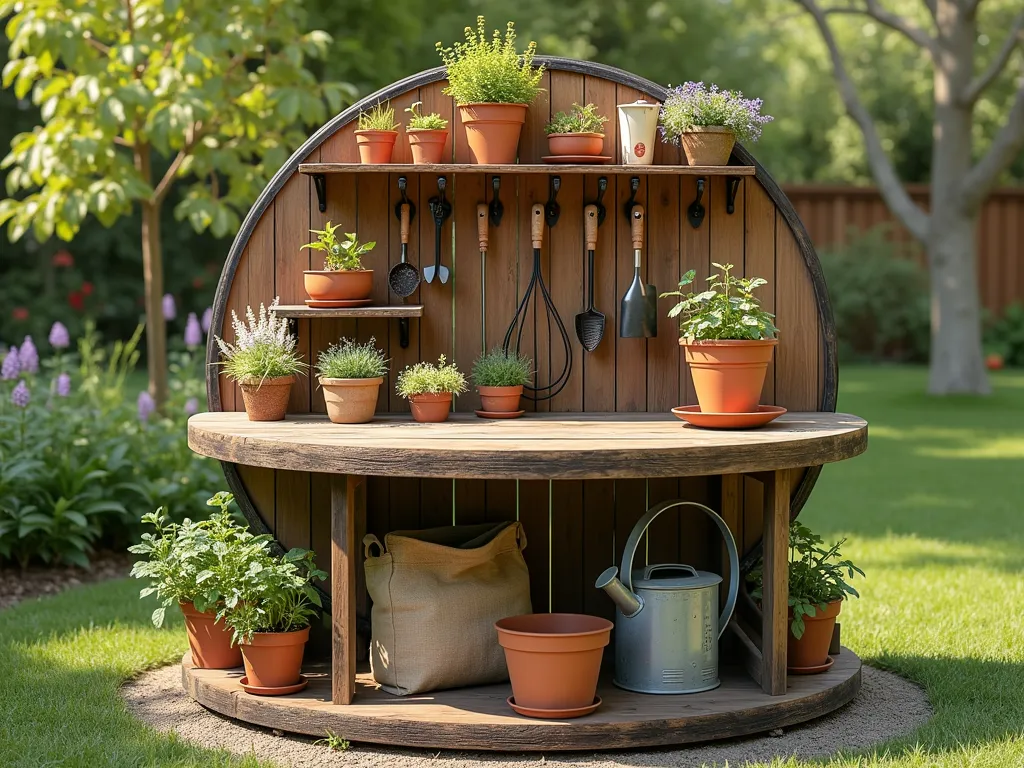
[398,318,410,349]
[587,176,608,226]
[312,174,327,213]
[726,177,743,214]
[622,176,640,218]
[489,175,503,227]
[393,176,416,222]
[429,176,452,221]
[687,178,706,230]
[545,176,561,227]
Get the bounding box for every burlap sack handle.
[363,533,385,559]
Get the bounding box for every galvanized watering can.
[596,500,739,694]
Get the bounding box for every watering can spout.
[596,566,643,618]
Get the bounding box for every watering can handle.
[620,500,740,639]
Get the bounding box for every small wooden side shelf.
[298,162,757,176]
[273,305,423,319]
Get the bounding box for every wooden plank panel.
[355,173,391,413]
[647,174,681,413]
[551,479,583,614]
[519,479,550,613]
[679,175,711,405]
[774,211,819,411]
[389,89,420,166]
[419,82,454,165]
[237,463,275,532]
[274,172,312,414]
[276,469,311,551]
[519,71,550,164]
[744,181,777,405]
[453,173,486,411]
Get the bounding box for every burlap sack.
[363,521,531,696]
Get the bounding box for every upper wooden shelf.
[274,305,422,319]
[298,163,756,176]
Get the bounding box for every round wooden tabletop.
[188,411,867,480]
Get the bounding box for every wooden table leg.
[761,469,789,695]
[331,474,365,705]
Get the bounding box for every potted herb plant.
[405,101,449,165]
[472,347,531,417]
[354,102,399,164]
[436,17,544,164]
[316,337,389,424]
[301,221,376,303]
[661,262,778,414]
[659,81,773,166]
[215,299,305,421]
[129,492,247,669]
[545,103,608,158]
[395,354,467,423]
[748,521,864,672]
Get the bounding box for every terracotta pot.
[681,339,778,414]
[408,129,449,164]
[239,375,295,421]
[496,613,612,711]
[407,392,453,423]
[354,130,398,164]
[303,270,373,302]
[180,601,242,669]
[239,626,310,689]
[788,600,842,670]
[679,125,736,166]
[477,385,523,413]
[547,133,604,157]
[320,376,383,424]
[458,103,527,164]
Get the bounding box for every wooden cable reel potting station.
[186,57,868,751]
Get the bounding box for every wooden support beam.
[331,474,365,704]
[761,468,790,695]
[719,474,742,608]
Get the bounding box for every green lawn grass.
[1,365,1022,767]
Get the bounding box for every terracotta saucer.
[506,695,602,719]
[671,404,787,429]
[239,675,308,696]
[304,298,373,308]
[475,409,526,419]
[788,655,835,675]
[541,155,613,164]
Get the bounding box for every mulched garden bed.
[0,552,134,611]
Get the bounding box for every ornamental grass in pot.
[395,354,466,423]
[354,102,399,164]
[316,337,389,424]
[215,299,305,421]
[437,17,544,164]
[662,262,778,414]
[301,222,376,302]
[748,521,864,672]
[472,347,532,416]
[545,103,608,157]
[405,102,449,164]
[659,81,773,166]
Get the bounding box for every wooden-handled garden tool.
[619,205,658,338]
[575,204,605,352]
[478,202,489,349]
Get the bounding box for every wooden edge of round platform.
[181,651,862,752]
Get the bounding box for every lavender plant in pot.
[316,337,389,424]
[472,347,532,417]
[395,355,467,423]
[354,102,399,164]
[405,102,449,165]
[301,222,376,303]
[659,82,773,166]
[545,103,608,158]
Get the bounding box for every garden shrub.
[984,303,1024,367]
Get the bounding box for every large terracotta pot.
[546,133,604,157]
[180,601,242,669]
[320,376,383,424]
[477,385,523,413]
[303,270,373,302]
[238,375,295,421]
[407,392,452,423]
[458,103,527,164]
[354,130,398,164]
[496,613,612,713]
[788,600,842,670]
[681,339,777,413]
[680,125,736,166]
[239,626,310,689]
[408,129,449,164]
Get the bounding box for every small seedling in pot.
[545,103,608,135]
[301,222,375,271]
[357,102,398,132]
[405,102,448,131]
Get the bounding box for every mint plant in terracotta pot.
[301,222,376,302]
[405,102,449,165]
[354,101,399,164]
[395,355,467,423]
[472,347,531,417]
[545,103,608,158]
[436,17,544,164]
[316,337,389,424]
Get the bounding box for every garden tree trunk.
[135,143,169,407]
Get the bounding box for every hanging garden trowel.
[619,205,657,338]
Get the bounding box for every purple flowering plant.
[659,82,773,145]
[18,336,39,374]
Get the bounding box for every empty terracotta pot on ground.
[408,129,449,164]
[303,270,373,302]
[180,601,242,669]
[680,126,736,166]
[495,613,612,711]
[239,626,310,689]
[547,133,605,157]
[788,600,842,670]
[354,130,398,164]
[407,392,453,423]
[477,385,523,413]
[320,376,383,424]
[681,338,778,413]
[459,103,527,164]
[239,375,295,421]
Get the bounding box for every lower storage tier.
[182,650,861,752]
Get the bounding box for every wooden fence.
[782,184,1024,315]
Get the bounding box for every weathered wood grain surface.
[273,305,423,318]
[298,163,757,176]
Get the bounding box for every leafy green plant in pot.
[405,102,450,165]
[316,338,389,424]
[215,300,306,421]
[545,103,608,158]
[748,521,864,672]
[472,347,532,417]
[436,17,544,164]
[395,355,467,423]
[129,492,249,669]
[661,263,778,415]
[354,102,399,164]
[301,222,376,302]
[659,82,773,166]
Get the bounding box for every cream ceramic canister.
[617,99,661,165]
